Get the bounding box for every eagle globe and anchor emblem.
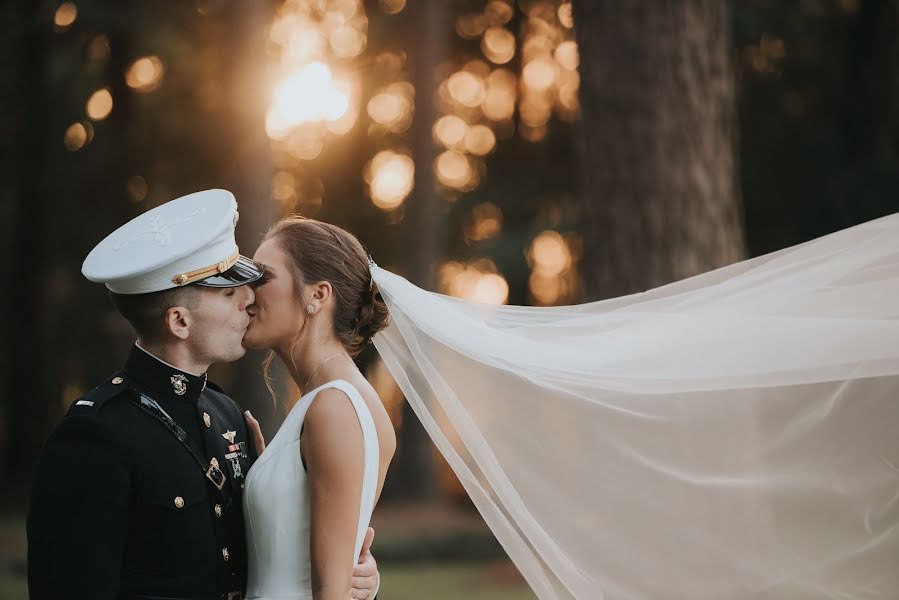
[170,374,189,396]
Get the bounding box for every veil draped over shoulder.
[370,212,899,600]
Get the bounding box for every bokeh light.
[54,3,77,29]
[329,24,367,58]
[266,0,367,152]
[455,13,488,39]
[529,230,571,277]
[287,128,324,160]
[125,56,165,93]
[266,62,350,138]
[63,122,87,151]
[438,259,508,304]
[284,27,326,64]
[435,150,477,190]
[554,40,579,71]
[367,150,414,210]
[379,0,406,14]
[367,82,414,132]
[558,2,574,29]
[522,57,557,91]
[464,124,496,156]
[86,88,113,121]
[433,115,468,148]
[482,69,517,121]
[448,70,486,108]
[481,27,515,65]
[464,202,503,242]
[271,170,297,212]
[526,230,581,305]
[484,1,514,25]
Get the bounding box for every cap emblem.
[113,209,207,251]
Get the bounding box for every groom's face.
[186,284,256,364]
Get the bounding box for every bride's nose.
[240,285,256,310]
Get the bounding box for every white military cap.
[82,189,263,294]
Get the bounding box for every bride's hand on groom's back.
[244,410,266,455]
[351,527,378,599]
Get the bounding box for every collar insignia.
[170,374,189,396]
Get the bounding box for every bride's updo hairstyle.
[263,216,390,356]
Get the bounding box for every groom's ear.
[164,305,191,340]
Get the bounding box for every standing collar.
[124,343,208,404]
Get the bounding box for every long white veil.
[370,212,899,599]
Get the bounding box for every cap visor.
[195,255,263,288]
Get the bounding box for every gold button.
[174,496,185,509]
[214,504,223,518]
[203,412,212,428]
[222,547,230,562]
[111,377,123,385]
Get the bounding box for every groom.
[27,190,380,599]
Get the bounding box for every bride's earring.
[305,304,315,315]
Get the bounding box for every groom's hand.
[351,527,379,599]
[244,410,266,455]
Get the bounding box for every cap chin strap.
[171,250,240,286]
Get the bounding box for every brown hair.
[264,215,390,357]
[109,286,201,342]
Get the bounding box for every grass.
[1,513,535,600]
[0,514,26,600]
[0,564,535,600]
[380,563,536,600]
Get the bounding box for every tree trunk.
[3,0,48,490]
[572,0,745,300]
[385,0,450,503]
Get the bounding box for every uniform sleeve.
[27,415,131,600]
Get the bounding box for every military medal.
[225,451,243,479]
[171,374,188,395]
[221,431,245,478]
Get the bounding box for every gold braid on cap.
[172,250,240,286]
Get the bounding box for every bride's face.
[243,238,305,350]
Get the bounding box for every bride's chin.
[242,328,266,350]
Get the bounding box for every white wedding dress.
[243,379,380,600]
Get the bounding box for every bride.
[241,210,899,600]
[240,216,396,600]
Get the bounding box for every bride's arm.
[303,388,366,600]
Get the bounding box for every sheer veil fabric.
[370,213,899,599]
